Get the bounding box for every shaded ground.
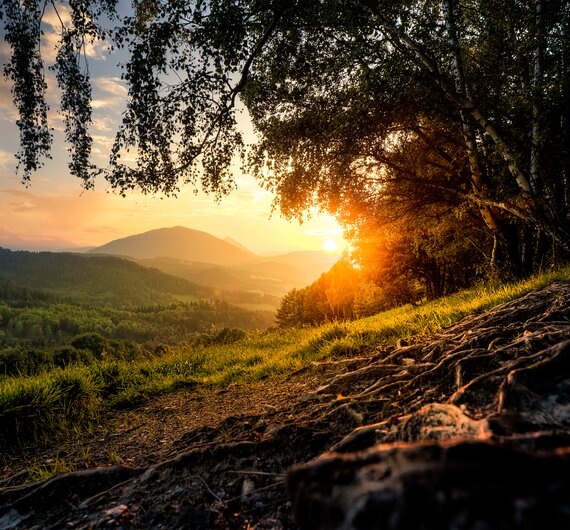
[1,366,350,481]
[2,281,570,529]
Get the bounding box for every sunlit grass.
[1,265,569,447]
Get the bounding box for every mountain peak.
[223,236,252,253]
[89,226,259,267]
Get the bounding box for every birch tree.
[2,0,569,275]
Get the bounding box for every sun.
[323,238,338,252]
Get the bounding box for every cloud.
[92,134,115,151]
[41,4,111,62]
[93,77,128,98]
[0,79,19,123]
[84,40,112,61]
[92,77,128,109]
[0,149,16,171]
[92,116,115,133]
[0,188,112,246]
[42,3,72,29]
[0,225,80,251]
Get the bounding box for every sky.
[0,4,346,255]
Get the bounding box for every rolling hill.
[89,226,259,267]
[90,227,339,297]
[0,248,279,309]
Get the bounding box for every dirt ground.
[0,362,352,484]
[2,282,570,529]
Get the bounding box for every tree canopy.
[2,0,569,278]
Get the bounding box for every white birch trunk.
[442,0,499,233]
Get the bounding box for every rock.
[288,439,570,530]
[241,478,256,499]
[497,340,570,432]
[382,403,490,443]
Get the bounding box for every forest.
[0,249,274,377]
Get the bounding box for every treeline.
[0,249,278,377]
[276,221,483,328]
[0,287,270,376]
[0,326,248,377]
[0,298,273,347]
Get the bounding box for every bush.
[193,328,247,347]
[71,333,108,358]
[52,346,94,367]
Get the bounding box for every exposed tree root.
[2,281,570,529]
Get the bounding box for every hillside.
[2,277,570,528]
[136,256,328,297]
[89,226,339,297]
[0,247,279,309]
[89,226,259,267]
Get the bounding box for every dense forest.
[0,250,275,376]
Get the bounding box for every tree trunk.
[562,0,570,222]
[530,1,543,195]
[442,0,514,276]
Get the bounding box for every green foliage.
[71,333,108,357]
[0,367,100,445]
[1,265,569,448]
[193,327,247,347]
[276,259,359,327]
[301,323,351,360]
[2,1,570,304]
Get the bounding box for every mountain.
[223,237,253,253]
[135,253,338,297]
[89,226,340,297]
[89,226,259,267]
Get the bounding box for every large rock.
[288,438,570,530]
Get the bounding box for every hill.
[0,247,278,309]
[89,226,259,267]
[135,256,334,297]
[89,226,339,297]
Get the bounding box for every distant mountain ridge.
[89,226,340,297]
[89,226,259,267]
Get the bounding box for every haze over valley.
[87,226,340,299]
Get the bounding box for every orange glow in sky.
[323,238,338,252]
[0,11,347,255]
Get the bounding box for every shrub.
[71,333,108,358]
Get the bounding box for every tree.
[2,0,569,275]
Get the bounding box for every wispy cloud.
[0,149,16,171]
[0,79,19,123]
[92,77,128,109]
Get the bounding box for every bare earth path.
[2,281,570,529]
[1,363,351,482]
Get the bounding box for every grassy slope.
[2,266,569,447]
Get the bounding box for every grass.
[1,265,569,448]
